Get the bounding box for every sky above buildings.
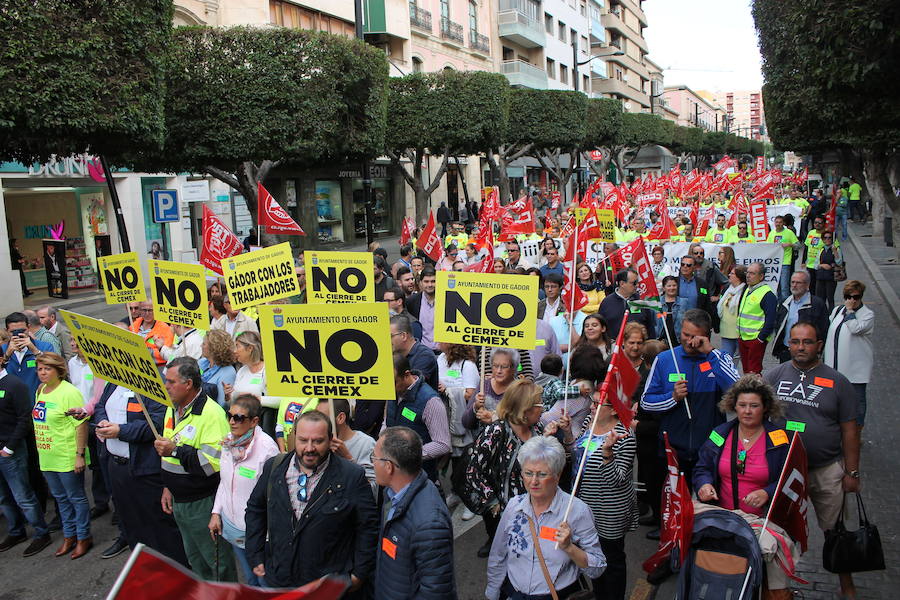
[643,0,764,92]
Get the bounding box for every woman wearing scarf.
[209,394,279,586]
[717,265,747,361]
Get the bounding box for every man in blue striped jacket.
[641,308,739,491]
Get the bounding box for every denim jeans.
[777,264,793,302]
[221,514,265,586]
[853,383,867,426]
[720,337,739,362]
[0,442,48,538]
[43,470,90,540]
[836,213,848,240]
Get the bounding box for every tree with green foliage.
[670,126,706,169]
[583,98,623,184]
[127,26,389,235]
[607,113,673,182]
[386,70,508,223]
[528,91,588,203]
[0,0,172,163]
[753,0,900,247]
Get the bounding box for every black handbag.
[822,492,885,573]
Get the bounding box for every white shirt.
[542,297,561,324]
[104,387,132,459]
[233,364,266,402]
[437,355,479,390]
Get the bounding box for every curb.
[847,232,900,326]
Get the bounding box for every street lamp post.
[572,44,624,201]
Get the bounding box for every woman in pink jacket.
[209,394,279,586]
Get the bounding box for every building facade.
[662,86,726,132]
[713,89,768,142]
[591,0,650,112]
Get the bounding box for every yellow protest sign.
[304,250,375,304]
[258,303,394,400]
[574,207,590,224]
[434,271,538,349]
[220,242,298,310]
[149,260,209,330]
[61,310,170,408]
[98,252,146,305]
[595,209,617,242]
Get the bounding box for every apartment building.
[713,89,768,141]
[591,0,650,112]
[663,86,726,132]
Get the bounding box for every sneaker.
[461,508,476,521]
[101,538,130,559]
[0,534,27,552]
[22,535,52,557]
[445,493,461,511]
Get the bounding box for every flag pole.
[562,220,580,417]
[657,311,691,420]
[106,543,145,600]
[556,310,629,548]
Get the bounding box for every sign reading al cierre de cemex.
[259,303,394,401]
[434,271,538,349]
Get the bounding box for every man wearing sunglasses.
[245,410,379,592]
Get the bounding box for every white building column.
[0,179,25,314]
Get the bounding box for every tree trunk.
[862,148,899,258]
[203,159,279,244]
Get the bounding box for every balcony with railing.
[440,17,464,44]
[470,30,490,53]
[501,59,548,89]
[498,0,545,48]
[409,4,432,33]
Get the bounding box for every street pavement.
[3,223,899,598]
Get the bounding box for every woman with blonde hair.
[463,380,565,558]
[33,353,92,558]
[199,329,237,407]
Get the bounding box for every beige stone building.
[712,89,769,142]
[590,0,650,112]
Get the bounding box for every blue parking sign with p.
[152,189,180,223]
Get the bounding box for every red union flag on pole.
[108,544,347,599]
[416,212,444,263]
[765,433,810,552]
[607,238,661,309]
[399,216,415,246]
[643,433,694,573]
[258,182,305,235]
[749,201,769,242]
[200,205,243,275]
[601,312,640,428]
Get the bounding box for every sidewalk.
[845,220,900,325]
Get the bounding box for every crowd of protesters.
[0,177,873,600]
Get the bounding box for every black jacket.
[771,293,829,357]
[0,373,32,451]
[375,471,456,600]
[245,453,379,589]
[406,292,428,320]
[598,291,655,340]
[94,384,167,478]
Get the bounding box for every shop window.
[314,180,344,243]
[352,176,393,238]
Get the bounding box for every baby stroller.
[675,509,763,600]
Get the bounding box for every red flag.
[482,187,502,221]
[600,312,640,428]
[200,205,243,275]
[647,205,678,240]
[825,184,838,232]
[749,201,769,241]
[765,433,810,553]
[695,204,716,238]
[416,212,444,263]
[561,261,589,313]
[109,544,347,599]
[508,194,528,213]
[258,182,305,235]
[713,155,733,173]
[399,216,414,246]
[550,190,561,211]
[643,433,694,573]
[504,199,536,237]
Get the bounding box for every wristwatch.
[846,469,860,479]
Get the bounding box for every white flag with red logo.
[258,182,305,235]
[200,205,243,275]
[416,212,444,263]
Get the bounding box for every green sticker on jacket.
[401,407,417,422]
[668,373,686,382]
[709,430,725,447]
[446,369,460,378]
[700,287,708,294]
[250,377,262,385]
[0,390,5,398]
[26,360,36,368]
[785,420,806,432]
[238,466,257,479]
